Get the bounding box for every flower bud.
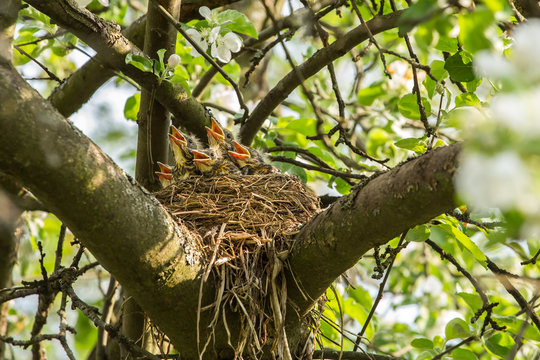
[167,54,181,68]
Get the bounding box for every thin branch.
[270,155,366,180]
[313,348,403,360]
[353,233,407,350]
[486,258,540,331]
[13,45,63,83]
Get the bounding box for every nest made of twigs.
[154,173,319,251]
[153,173,320,357]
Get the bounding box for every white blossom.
[185,28,208,57]
[456,151,534,212]
[512,19,540,83]
[167,54,181,68]
[490,88,540,136]
[199,6,219,26]
[210,32,242,63]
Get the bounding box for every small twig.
[431,335,476,360]
[521,247,540,265]
[352,233,407,351]
[349,0,391,78]
[13,45,63,83]
[486,258,540,331]
[55,224,67,271]
[269,155,366,180]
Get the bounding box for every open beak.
[156,161,173,174]
[205,126,224,144]
[192,150,211,162]
[211,117,225,137]
[228,151,249,161]
[171,125,187,144]
[232,141,250,157]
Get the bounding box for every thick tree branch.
[288,144,461,315]
[238,10,404,145]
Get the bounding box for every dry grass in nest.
[154,173,321,357]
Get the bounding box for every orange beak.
[155,171,173,179]
[171,125,187,143]
[211,117,225,137]
[157,161,173,174]
[228,151,249,161]
[232,141,250,157]
[205,126,224,143]
[192,150,211,162]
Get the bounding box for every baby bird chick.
[169,125,200,178]
[228,141,278,175]
[192,150,240,176]
[205,117,235,158]
[155,161,173,187]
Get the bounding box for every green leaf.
[484,332,515,358]
[398,0,438,35]
[435,36,458,52]
[458,7,495,53]
[123,93,140,121]
[437,223,487,265]
[452,348,477,360]
[398,93,432,120]
[445,318,471,340]
[157,48,166,65]
[457,292,484,311]
[395,137,427,153]
[357,82,385,106]
[455,93,480,107]
[406,225,430,242]
[444,52,475,82]
[125,53,154,73]
[218,10,258,38]
[411,338,434,349]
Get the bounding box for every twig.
[13,45,63,84]
[486,258,540,331]
[313,348,403,360]
[269,155,366,180]
[431,335,476,360]
[521,247,540,265]
[352,233,407,350]
[55,224,67,271]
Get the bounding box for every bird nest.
[154,173,321,357]
[154,173,319,251]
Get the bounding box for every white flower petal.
[185,28,202,42]
[209,27,220,43]
[199,6,211,20]
[97,0,109,5]
[223,32,242,53]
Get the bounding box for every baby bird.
[228,141,278,175]
[192,150,240,176]
[169,125,200,178]
[205,117,235,158]
[155,161,173,187]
